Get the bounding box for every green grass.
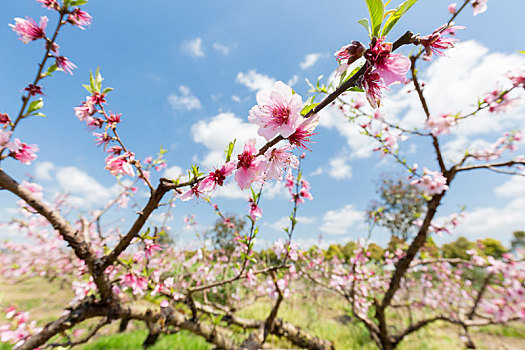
[477,322,525,338]
[80,329,210,350]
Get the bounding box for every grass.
[0,277,524,349]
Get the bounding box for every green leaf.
[102,87,113,94]
[300,103,319,116]
[89,70,95,92]
[27,98,43,114]
[364,0,385,37]
[347,87,365,92]
[32,112,46,118]
[82,84,93,94]
[339,63,364,88]
[47,64,58,74]
[69,0,88,6]
[95,67,103,93]
[357,18,372,37]
[224,139,236,162]
[381,0,419,36]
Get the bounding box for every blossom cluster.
[410,167,449,196]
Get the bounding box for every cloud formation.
[181,38,205,57]
[167,86,202,111]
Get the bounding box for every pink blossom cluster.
[483,88,518,113]
[360,37,411,108]
[411,167,449,195]
[0,307,41,347]
[425,113,457,136]
[470,130,523,161]
[0,130,39,165]
[284,169,313,204]
[180,81,316,201]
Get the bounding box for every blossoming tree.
[0,0,524,349]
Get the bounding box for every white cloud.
[319,204,364,235]
[236,70,275,92]
[231,95,241,103]
[55,166,117,208]
[309,167,323,176]
[213,42,230,55]
[318,104,377,158]
[34,161,55,181]
[191,112,262,167]
[328,155,353,180]
[287,75,299,86]
[213,181,246,199]
[300,53,325,70]
[181,38,205,57]
[442,176,525,244]
[163,165,184,180]
[167,86,202,111]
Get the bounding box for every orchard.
[0,0,524,349]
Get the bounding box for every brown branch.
[467,272,493,320]
[15,298,108,350]
[43,317,111,349]
[456,160,525,173]
[0,169,112,300]
[102,181,169,270]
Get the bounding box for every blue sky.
[1,0,525,249]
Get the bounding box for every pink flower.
[334,41,365,76]
[87,92,106,105]
[10,139,39,165]
[9,16,47,44]
[68,9,92,29]
[0,130,12,148]
[107,146,122,155]
[284,168,294,194]
[483,89,517,113]
[74,101,96,121]
[198,161,236,192]
[248,81,303,140]
[426,113,457,136]
[364,37,410,86]
[121,273,148,296]
[360,68,386,108]
[248,197,262,221]
[93,132,111,147]
[265,145,298,181]
[105,151,135,177]
[411,168,449,195]
[448,3,457,14]
[419,25,464,60]
[472,0,488,16]
[107,112,121,126]
[299,179,313,201]
[180,186,203,201]
[55,56,77,75]
[287,114,319,150]
[235,139,267,190]
[507,68,525,89]
[144,241,162,258]
[36,0,59,10]
[24,84,43,96]
[0,113,11,125]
